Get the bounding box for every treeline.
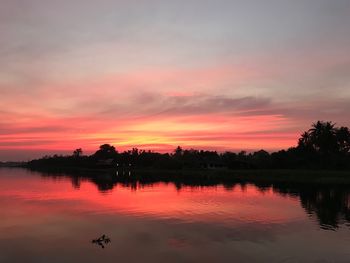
[27,121,350,170]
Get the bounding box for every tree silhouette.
[298,132,313,151]
[94,144,117,159]
[336,126,350,154]
[316,121,336,152]
[301,121,338,155]
[27,121,350,170]
[73,148,83,157]
[174,146,183,157]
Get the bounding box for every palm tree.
[308,121,337,154]
[298,131,311,149]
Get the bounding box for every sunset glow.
[1,0,350,160]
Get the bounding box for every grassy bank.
[25,166,350,185]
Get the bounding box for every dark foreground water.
[0,168,350,263]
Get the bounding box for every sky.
[1,0,350,161]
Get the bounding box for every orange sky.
[1,0,350,160]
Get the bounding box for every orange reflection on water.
[0,169,305,227]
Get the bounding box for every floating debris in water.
[92,234,111,249]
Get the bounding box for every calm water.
[1,168,350,263]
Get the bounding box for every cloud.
[1,0,350,160]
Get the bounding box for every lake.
[0,168,350,263]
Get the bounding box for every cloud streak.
[0,0,350,160]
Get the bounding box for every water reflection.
[34,169,350,230]
[300,188,350,230]
[1,168,350,262]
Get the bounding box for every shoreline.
[16,166,350,185]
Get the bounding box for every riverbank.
[23,166,350,185]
